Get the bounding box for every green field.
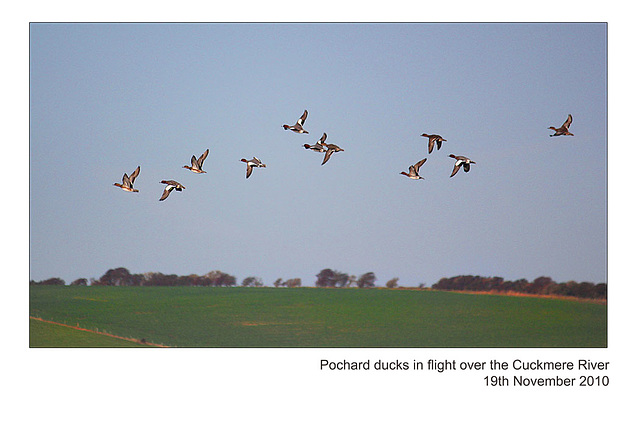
[29,286,607,347]
[29,318,147,347]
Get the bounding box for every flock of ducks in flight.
[114,111,574,199]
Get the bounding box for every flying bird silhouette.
[183,149,209,173]
[421,133,447,154]
[549,114,574,137]
[303,133,328,152]
[240,157,266,179]
[449,155,476,177]
[113,166,140,193]
[282,110,309,134]
[400,158,427,180]
[159,180,185,201]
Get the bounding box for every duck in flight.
[320,142,344,165]
[159,180,185,201]
[303,133,328,152]
[282,110,309,134]
[400,158,427,180]
[113,166,140,193]
[421,133,447,154]
[449,154,476,177]
[240,157,266,179]
[183,149,209,173]
[549,114,574,137]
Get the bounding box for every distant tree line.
[273,278,302,288]
[314,269,377,288]
[29,268,303,290]
[29,268,607,300]
[30,267,238,287]
[30,277,67,286]
[431,275,607,300]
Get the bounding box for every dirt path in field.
[29,316,171,347]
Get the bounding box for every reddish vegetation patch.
[438,290,607,304]
[29,316,170,347]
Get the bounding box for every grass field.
[29,286,607,347]
[29,318,148,347]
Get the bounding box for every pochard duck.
[282,110,309,134]
[400,158,427,180]
[421,133,447,154]
[549,114,574,137]
[449,154,476,177]
[113,166,140,193]
[303,132,328,152]
[320,142,344,165]
[183,149,209,173]
[240,157,266,179]
[159,180,185,201]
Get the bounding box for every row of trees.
[29,268,381,289]
[314,269,383,288]
[30,269,607,300]
[30,268,238,288]
[29,268,303,289]
[313,270,405,288]
[431,275,607,300]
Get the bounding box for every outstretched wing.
[562,114,572,129]
[122,173,132,187]
[245,164,253,179]
[450,161,462,177]
[197,149,209,167]
[297,110,308,126]
[321,149,334,165]
[159,185,174,201]
[129,166,140,184]
[414,158,427,173]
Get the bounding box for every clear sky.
[29,23,607,287]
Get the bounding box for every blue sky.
[29,23,607,287]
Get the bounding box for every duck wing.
[122,173,132,188]
[159,185,174,201]
[190,155,199,168]
[297,110,308,126]
[129,166,140,184]
[245,164,254,179]
[321,149,334,165]
[450,162,462,177]
[197,149,209,168]
[414,158,427,173]
[562,114,572,130]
